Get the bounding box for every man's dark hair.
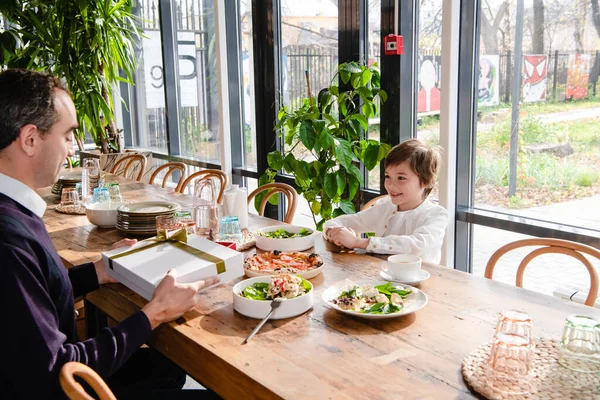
[0,69,69,151]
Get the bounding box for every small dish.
[233,276,313,319]
[379,269,430,285]
[244,251,324,279]
[255,225,316,252]
[322,280,428,320]
[86,202,125,228]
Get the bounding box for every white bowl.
[85,202,125,228]
[233,276,313,319]
[255,225,316,252]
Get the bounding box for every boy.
[324,139,448,264]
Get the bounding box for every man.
[0,69,220,399]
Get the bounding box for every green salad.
[332,282,412,314]
[242,274,311,300]
[258,227,312,239]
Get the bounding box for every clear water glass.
[558,315,600,373]
[485,332,534,395]
[156,215,178,232]
[81,158,100,203]
[60,188,79,206]
[92,187,111,203]
[106,182,123,202]
[494,310,534,347]
[218,216,242,243]
[175,211,196,234]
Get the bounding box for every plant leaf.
[334,138,354,169]
[364,144,380,171]
[347,174,359,200]
[324,173,338,199]
[299,120,316,150]
[339,199,355,214]
[267,151,284,170]
[335,171,347,195]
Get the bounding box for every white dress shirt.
[323,196,448,264]
[0,173,47,218]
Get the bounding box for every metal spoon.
[242,298,282,344]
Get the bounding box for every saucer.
[379,269,430,285]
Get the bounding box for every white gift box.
[102,234,243,300]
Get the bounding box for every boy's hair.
[384,138,441,198]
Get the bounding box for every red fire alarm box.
[384,34,403,56]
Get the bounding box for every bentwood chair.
[247,183,298,224]
[361,194,389,211]
[59,362,116,400]
[109,154,147,182]
[149,162,187,190]
[485,238,600,307]
[176,169,229,204]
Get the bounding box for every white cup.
[381,254,422,280]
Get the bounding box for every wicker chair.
[149,162,187,190]
[59,362,116,400]
[485,238,600,307]
[247,183,298,224]
[109,154,147,182]
[361,194,389,211]
[176,169,229,204]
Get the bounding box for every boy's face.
[384,161,427,211]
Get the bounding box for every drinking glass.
[175,211,196,234]
[92,187,111,203]
[485,332,534,395]
[494,310,534,347]
[193,179,219,239]
[81,158,100,203]
[106,182,123,202]
[558,315,600,373]
[218,216,242,243]
[60,188,80,206]
[156,215,178,232]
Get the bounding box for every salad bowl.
[322,280,428,320]
[233,275,314,319]
[255,225,316,252]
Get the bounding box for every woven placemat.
[462,338,600,399]
[54,204,86,215]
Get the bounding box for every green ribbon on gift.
[108,228,226,274]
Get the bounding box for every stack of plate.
[51,172,82,196]
[116,201,182,235]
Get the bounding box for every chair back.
[485,238,600,307]
[59,362,116,400]
[109,154,147,182]
[247,183,298,224]
[361,194,389,211]
[149,162,187,190]
[176,169,229,204]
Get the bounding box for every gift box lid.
[102,234,243,300]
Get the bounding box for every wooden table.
[40,175,600,399]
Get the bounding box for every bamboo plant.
[0,0,142,153]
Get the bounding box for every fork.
[242,298,282,344]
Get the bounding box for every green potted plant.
[261,61,390,230]
[1,0,143,156]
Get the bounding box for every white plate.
[321,280,428,319]
[244,262,324,280]
[255,225,316,252]
[379,269,430,285]
[233,276,313,319]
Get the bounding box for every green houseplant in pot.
[261,62,390,230]
[1,0,142,154]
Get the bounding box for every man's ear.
[16,124,40,157]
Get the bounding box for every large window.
[175,1,220,164]
[240,1,257,170]
[130,1,168,153]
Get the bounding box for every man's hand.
[141,270,221,330]
[94,238,138,285]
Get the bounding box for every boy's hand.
[327,227,360,248]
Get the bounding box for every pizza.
[244,250,323,275]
